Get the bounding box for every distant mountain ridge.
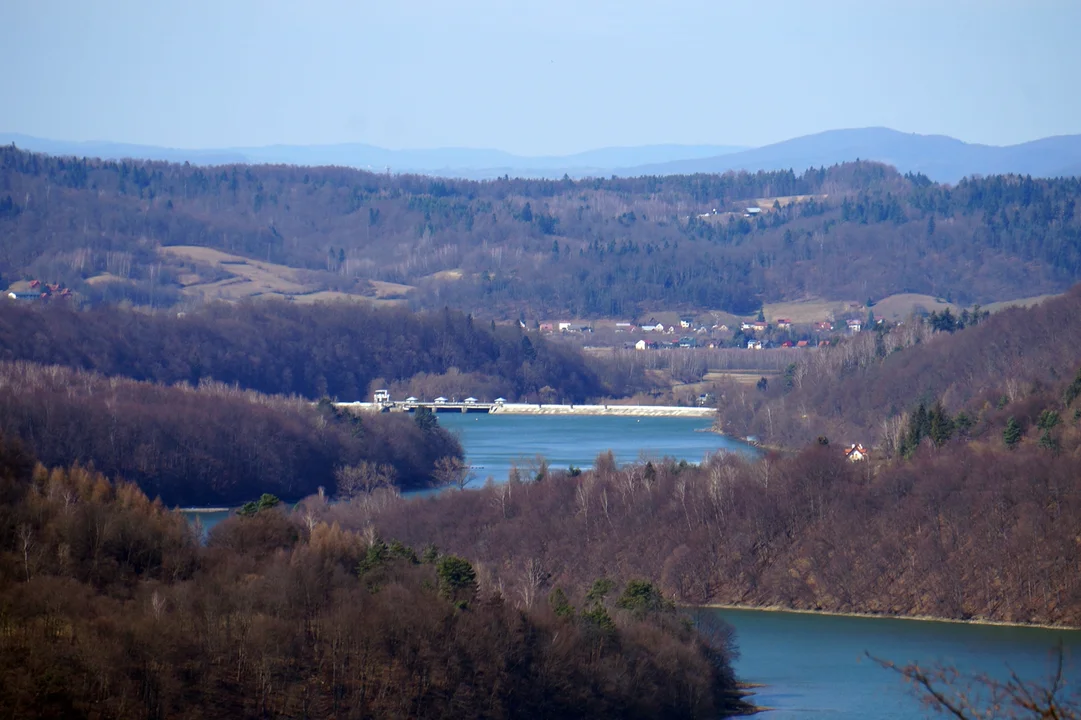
[625,128,1081,183]
[3,128,1081,183]
[0,133,743,179]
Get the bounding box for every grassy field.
[764,293,967,323]
[156,246,413,305]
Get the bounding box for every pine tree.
[1003,416,1022,448]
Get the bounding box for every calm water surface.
[714,608,1081,719]
[435,413,754,485]
[181,416,1079,719]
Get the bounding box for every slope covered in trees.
[3,145,1081,316]
[0,300,622,402]
[717,285,1081,448]
[341,395,1081,627]
[0,441,749,719]
[0,362,461,505]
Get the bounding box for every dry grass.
[157,246,413,305]
[870,293,957,321]
[368,280,415,298]
[749,193,828,209]
[983,293,1061,313]
[84,273,134,286]
[424,269,464,281]
[764,293,961,323]
[762,298,854,324]
[289,291,407,306]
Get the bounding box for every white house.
[747,339,763,350]
[373,389,391,404]
[844,443,868,462]
[558,322,572,332]
[847,319,862,333]
[635,339,647,350]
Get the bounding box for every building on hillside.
[776,318,792,329]
[744,207,762,218]
[680,316,694,329]
[796,340,809,348]
[539,322,554,332]
[753,321,768,332]
[678,336,697,348]
[635,339,647,350]
[844,443,868,462]
[847,319,862,333]
[747,339,763,350]
[558,322,573,332]
[814,321,833,332]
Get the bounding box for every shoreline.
[338,401,716,419]
[701,603,1081,631]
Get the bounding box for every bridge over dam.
[334,399,716,419]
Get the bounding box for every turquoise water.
[435,413,754,486]
[715,608,1081,718]
[179,415,1079,717]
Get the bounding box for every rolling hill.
[0,133,743,179]
[626,127,1081,183]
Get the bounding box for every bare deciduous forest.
[3,146,1080,317]
[0,300,623,402]
[0,440,750,719]
[0,362,462,505]
[717,285,1081,448]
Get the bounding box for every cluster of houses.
[6,279,72,301]
[539,322,593,334]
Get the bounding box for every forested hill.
[3,145,1081,317]
[0,301,617,402]
[719,285,1081,448]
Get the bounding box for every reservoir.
[435,412,753,485]
[183,415,1080,716]
[714,608,1081,718]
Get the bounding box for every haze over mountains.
[4,127,1081,183]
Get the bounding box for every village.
[535,306,878,352]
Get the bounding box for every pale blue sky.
[3,0,1079,154]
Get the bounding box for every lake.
[714,608,1081,718]
[181,414,1080,717]
[435,412,754,486]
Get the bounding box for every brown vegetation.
[0,300,623,402]
[3,146,1080,318]
[717,285,1081,448]
[332,407,1081,627]
[0,439,748,719]
[0,362,461,505]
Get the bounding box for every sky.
[3,0,1080,155]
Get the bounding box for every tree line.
[715,284,1081,449]
[0,439,749,719]
[336,394,1081,628]
[0,300,621,403]
[0,361,462,505]
[4,145,1081,318]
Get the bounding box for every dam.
[335,393,716,419]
